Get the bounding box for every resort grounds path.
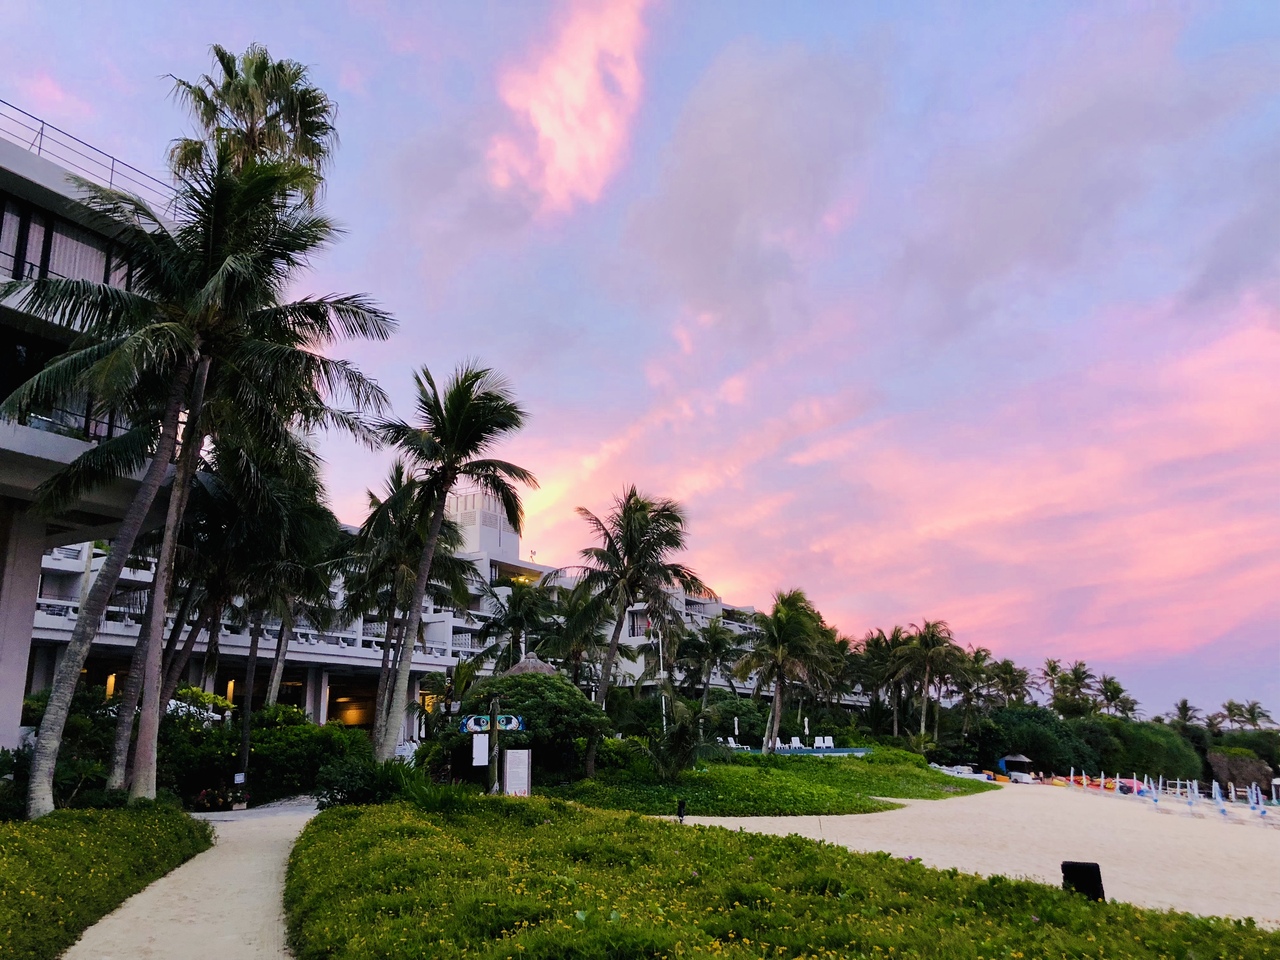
[63,797,317,960]
[686,784,1280,927]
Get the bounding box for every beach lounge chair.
[727,737,742,750]
[789,737,804,750]
[774,738,787,751]
[818,736,833,749]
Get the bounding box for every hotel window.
[47,219,109,282]
[0,199,19,278]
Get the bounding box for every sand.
[686,784,1280,927]
[62,798,316,960]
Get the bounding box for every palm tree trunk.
[240,612,264,777]
[264,607,294,707]
[130,356,210,801]
[892,682,900,738]
[200,605,223,692]
[105,585,157,791]
[371,611,398,750]
[159,607,208,708]
[701,664,711,712]
[594,610,628,707]
[584,609,628,779]
[768,678,785,752]
[27,363,192,818]
[379,497,447,761]
[159,582,195,687]
[919,665,931,738]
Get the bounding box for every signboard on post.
[472,733,489,767]
[504,749,531,797]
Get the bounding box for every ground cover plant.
[0,804,212,960]
[286,798,1279,960]
[540,750,993,817]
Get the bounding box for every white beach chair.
[789,736,804,750]
[774,738,787,752]
[727,737,742,750]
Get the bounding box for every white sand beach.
[686,784,1280,927]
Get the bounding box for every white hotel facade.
[0,100,753,751]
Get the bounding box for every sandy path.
[687,785,1280,926]
[63,799,316,960]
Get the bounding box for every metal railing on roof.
[0,97,171,209]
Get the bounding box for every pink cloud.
[16,73,94,123]
[486,0,651,213]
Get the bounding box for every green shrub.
[1221,730,1280,774]
[445,673,610,782]
[543,753,992,816]
[286,800,1280,960]
[861,746,928,768]
[1068,717,1202,780]
[0,806,212,960]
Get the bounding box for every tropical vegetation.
[285,799,1280,960]
[0,805,211,960]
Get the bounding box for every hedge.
[0,804,212,960]
[286,799,1280,959]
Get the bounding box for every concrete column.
[0,504,44,750]
[26,645,55,693]
[304,667,329,725]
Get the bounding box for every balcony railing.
[0,98,171,209]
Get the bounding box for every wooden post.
[488,696,501,794]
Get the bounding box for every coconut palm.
[1222,699,1246,730]
[862,626,910,737]
[893,620,963,738]
[170,42,337,193]
[1038,658,1063,702]
[4,146,392,815]
[473,575,558,671]
[990,658,1032,707]
[1169,698,1202,725]
[677,616,748,711]
[535,580,615,689]
[374,363,535,761]
[735,589,826,754]
[1242,700,1273,730]
[575,487,708,709]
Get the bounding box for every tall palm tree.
[677,616,748,711]
[1242,700,1273,730]
[374,364,535,760]
[989,658,1032,707]
[893,620,962,738]
[735,589,825,754]
[4,148,391,816]
[474,575,557,671]
[1169,698,1202,725]
[862,626,910,737]
[1097,675,1133,717]
[575,487,708,710]
[1222,699,1246,731]
[1038,658,1063,702]
[535,579,614,689]
[170,42,337,193]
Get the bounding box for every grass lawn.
[0,804,212,960]
[286,798,1278,959]
[539,753,995,817]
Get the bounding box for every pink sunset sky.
[3,1,1277,712]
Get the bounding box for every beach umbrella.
[734,716,739,737]
[804,717,809,737]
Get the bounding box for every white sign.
[472,733,490,767]
[504,749,531,797]
[233,773,245,785]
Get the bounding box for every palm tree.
[575,487,708,710]
[1242,700,1273,730]
[170,43,337,193]
[535,579,614,689]
[374,364,535,761]
[677,616,748,711]
[893,620,962,738]
[1097,675,1128,716]
[990,659,1032,707]
[1038,658,1063,702]
[474,575,557,671]
[1222,699,1246,730]
[5,147,392,815]
[1168,698,1202,725]
[735,590,826,754]
[861,626,910,737]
